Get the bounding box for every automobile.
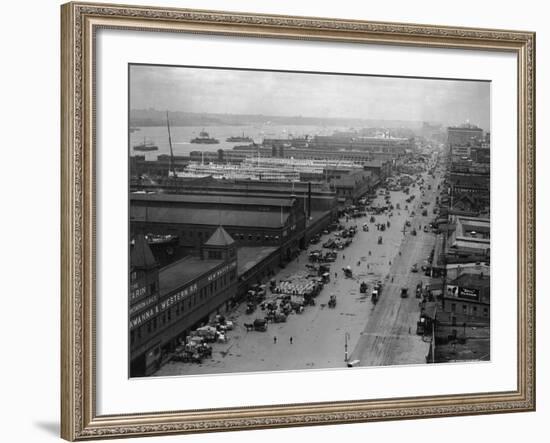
[423,225,429,232]
[411,229,417,236]
[309,235,320,244]
[411,264,418,272]
[422,209,428,216]
[405,220,411,227]
[362,223,369,232]
[322,239,336,248]
[253,318,268,332]
[400,287,409,298]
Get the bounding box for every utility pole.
[344,332,350,362]
[166,111,176,179]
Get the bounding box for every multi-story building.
[129,227,238,377]
[445,216,490,264]
[130,193,307,264]
[442,273,490,322]
[310,134,412,154]
[447,124,484,148]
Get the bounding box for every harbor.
[128,66,491,378]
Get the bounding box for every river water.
[129,124,347,160]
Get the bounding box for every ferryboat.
[226,133,253,143]
[133,138,158,151]
[190,130,219,144]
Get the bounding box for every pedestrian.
[290,337,293,344]
[335,272,338,279]
[343,255,345,260]
[273,336,277,344]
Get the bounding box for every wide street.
[156,170,442,376]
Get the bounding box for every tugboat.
[226,132,253,143]
[133,137,158,151]
[190,130,219,144]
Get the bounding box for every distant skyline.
[130,65,491,131]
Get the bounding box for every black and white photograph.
[128,64,491,378]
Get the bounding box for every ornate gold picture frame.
[61,2,535,440]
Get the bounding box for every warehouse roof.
[131,206,288,228]
[131,193,295,208]
[159,256,222,296]
[237,246,279,276]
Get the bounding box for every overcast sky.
[130,65,490,130]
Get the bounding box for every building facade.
[129,228,238,377]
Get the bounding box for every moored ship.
[226,133,253,143]
[133,138,158,151]
[190,130,219,144]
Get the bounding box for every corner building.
[129,227,238,377]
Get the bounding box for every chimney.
[307,182,312,219]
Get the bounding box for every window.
[483,307,489,317]
[462,305,467,314]
[209,250,222,260]
[130,330,135,345]
[451,303,456,313]
[147,321,152,334]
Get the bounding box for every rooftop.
[131,193,295,208]
[449,273,490,289]
[159,256,222,296]
[237,246,279,276]
[131,206,289,228]
[204,226,235,247]
[130,234,157,269]
[455,216,491,240]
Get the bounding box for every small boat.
[133,138,158,151]
[191,130,219,144]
